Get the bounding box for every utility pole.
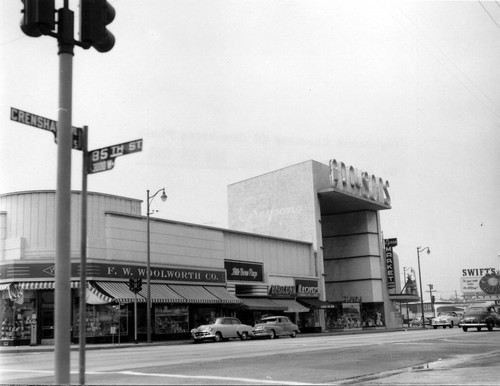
[427,284,435,316]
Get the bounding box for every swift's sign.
[10,107,83,150]
[87,139,143,174]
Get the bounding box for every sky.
[1,0,499,301]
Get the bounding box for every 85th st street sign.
[88,139,143,174]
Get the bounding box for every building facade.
[0,190,316,345]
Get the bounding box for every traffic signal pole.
[55,4,74,385]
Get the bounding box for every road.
[1,328,499,385]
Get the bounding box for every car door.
[281,317,292,334]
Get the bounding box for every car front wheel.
[214,332,223,342]
[462,326,468,332]
[290,330,297,338]
[269,330,276,339]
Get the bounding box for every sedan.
[460,304,500,332]
[190,317,253,343]
[432,312,462,329]
[251,316,299,339]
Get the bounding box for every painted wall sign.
[0,262,226,284]
[329,159,391,206]
[224,260,263,282]
[295,279,319,298]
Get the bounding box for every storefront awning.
[87,283,114,304]
[94,282,142,303]
[389,294,420,303]
[0,281,80,290]
[141,284,186,303]
[239,297,288,311]
[298,298,336,309]
[271,299,309,313]
[204,286,242,304]
[169,285,220,303]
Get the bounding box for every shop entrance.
[40,291,54,344]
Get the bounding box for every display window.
[361,303,385,327]
[1,289,36,345]
[154,305,189,334]
[73,304,128,338]
[325,302,385,329]
[190,306,220,328]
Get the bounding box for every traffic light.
[20,0,55,38]
[136,279,142,292]
[431,295,435,303]
[128,278,135,292]
[80,0,115,52]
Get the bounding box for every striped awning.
[95,282,141,303]
[204,286,242,304]
[271,299,309,313]
[0,281,80,290]
[239,297,288,311]
[86,283,114,304]
[169,285,220,303]
[138,284,185,303]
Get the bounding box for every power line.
[478,1,500,30]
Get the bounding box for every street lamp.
[417,246,431,329]
[146,188,167,343]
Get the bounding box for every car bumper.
[191,331,216,340]
[251,330,272,338]
[460,323,486,327]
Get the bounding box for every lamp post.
[146,188,167,343]
[417,246,431,329]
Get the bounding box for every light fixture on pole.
[146,188,167,343]
[417,246,431,329]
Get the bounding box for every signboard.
[88,139,143,174]
[384,238,398,247]
[295,279,319,298]
[224,261,263,282]
[10,107,83,150]
[385,245,396,289]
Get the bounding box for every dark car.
[460,304,500,332]
[251,316,299,339]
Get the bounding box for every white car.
[190,317,253,343]
[432,312,462,329]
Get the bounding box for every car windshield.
[438,312,451,316]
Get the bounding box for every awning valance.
[389,294,420,303]
[0,281,80,290]
[169,285,220,303]
[271,299,309,313]
[298,298,336,309]
[87,283,114,304]
[204,286,242,304]
[239,297,288,311]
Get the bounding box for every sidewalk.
[0,327,407,354]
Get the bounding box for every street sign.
[88,139,143,174]
[10,107,83,150]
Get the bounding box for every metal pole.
[55,4,74,384]
[79,126,88,385]
[417,248,425,329]
[134,293,138,343]
[146,190,151,343]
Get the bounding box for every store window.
[361,303,385,327]
[154,305,189,334]
[1,289,36,345]
[191,306,220,328]
[73,304,128,338]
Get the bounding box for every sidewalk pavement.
[0,327,410,354]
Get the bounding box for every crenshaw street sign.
[10,107,83,150]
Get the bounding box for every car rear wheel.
[476,327,482,331]
[290,330,297,338]
[214,332,223,342]
[487,322,494,331]
[433,325,437,329]
[269,330,276,339]
[450,322,454,328]
[462,326,468,332]
[240,331,249,341]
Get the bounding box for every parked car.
[411,316,434,327]
[432,312,462,329]
[251,316,299,339]
[460,304,500,332]
[190,317,253,343]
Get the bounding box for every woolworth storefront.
[0,190,318,345]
